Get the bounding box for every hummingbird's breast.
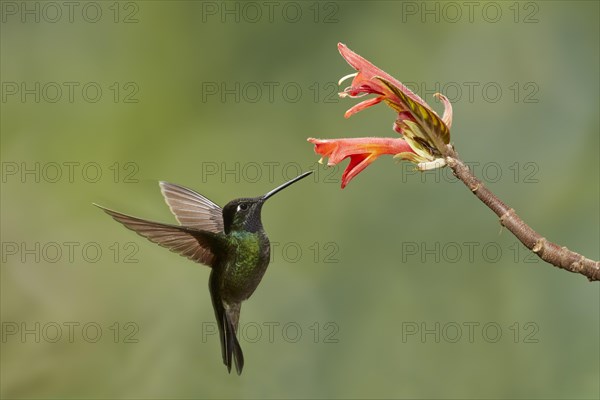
[221,231,270,302]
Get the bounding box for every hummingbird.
[94,171,312,375]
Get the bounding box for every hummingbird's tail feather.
[94,204,219,266]
[211,295,244,375]
[223,312,244,375]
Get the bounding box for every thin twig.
[441,144,600,282]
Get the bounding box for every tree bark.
[441,145,600,281]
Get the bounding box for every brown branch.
[440,144,600,282]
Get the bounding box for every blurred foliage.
[1,1,598,399]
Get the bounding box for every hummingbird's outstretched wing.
[95,205,222,267]
[159,182,224,233]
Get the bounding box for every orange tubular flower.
[307,137,413,189]
[309,43,454,188]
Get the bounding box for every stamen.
[338,72,358,86]
[339,90,367,99]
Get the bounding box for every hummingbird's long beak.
[261,171,313,201]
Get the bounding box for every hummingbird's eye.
[237,203,248,212]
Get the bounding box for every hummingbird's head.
[221,171,313,234]
[222,197,265,234]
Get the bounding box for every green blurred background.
[1,1,598,398]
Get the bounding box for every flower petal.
[307,137,414,188]
[434,93,453,128]
[338,43,429,108]
[341,153,374,189]
[306,139,336,165]
[344,96,383,119]
[377,77,450,150]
